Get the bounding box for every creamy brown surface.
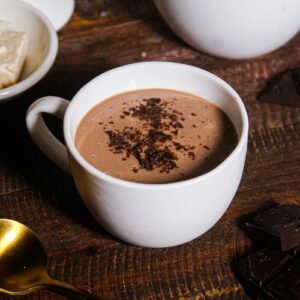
[75,89,238,184]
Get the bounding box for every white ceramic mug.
[154,0,300,59]
[26,62,248,248]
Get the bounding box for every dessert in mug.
[76,89,238,184]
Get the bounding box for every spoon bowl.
[0,219,100,299]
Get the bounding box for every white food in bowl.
[0,0,58,102]
[0,23,28,89]
[0,20,8,33]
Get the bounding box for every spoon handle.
[42,278,101,300]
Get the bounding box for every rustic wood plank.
[0,0,300,299]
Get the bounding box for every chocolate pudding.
[75,89,238,184]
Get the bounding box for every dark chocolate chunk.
[258,69,300,107]
[265,258,300,300]
[245,222,282,250]
[237,258,275,299]
[293,247,300,257]
[237,249,294,299]
[236,205,300,299]
[245,205,300,251]
[248,248,293,287]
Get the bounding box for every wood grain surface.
[0,0,300,299]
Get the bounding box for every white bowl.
[0,0,58,102]
[154,0,300,59]
[22,0,75,31]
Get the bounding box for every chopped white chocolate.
[0,20,9,34]
[0,22,28,89]
[0,45,6,55]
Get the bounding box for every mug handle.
[26,96,70,174]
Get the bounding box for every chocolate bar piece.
[258,69,300,107]
[265,258,300,300]
[237,248,296,299]
[245,205,300,251]
[294,247,300,257]
[247,248,293,287]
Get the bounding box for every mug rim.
[64,61,249,190]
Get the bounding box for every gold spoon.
[0,219,101,299]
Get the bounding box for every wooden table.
[1,1,299,299]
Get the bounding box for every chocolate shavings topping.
[104,98,196,173]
